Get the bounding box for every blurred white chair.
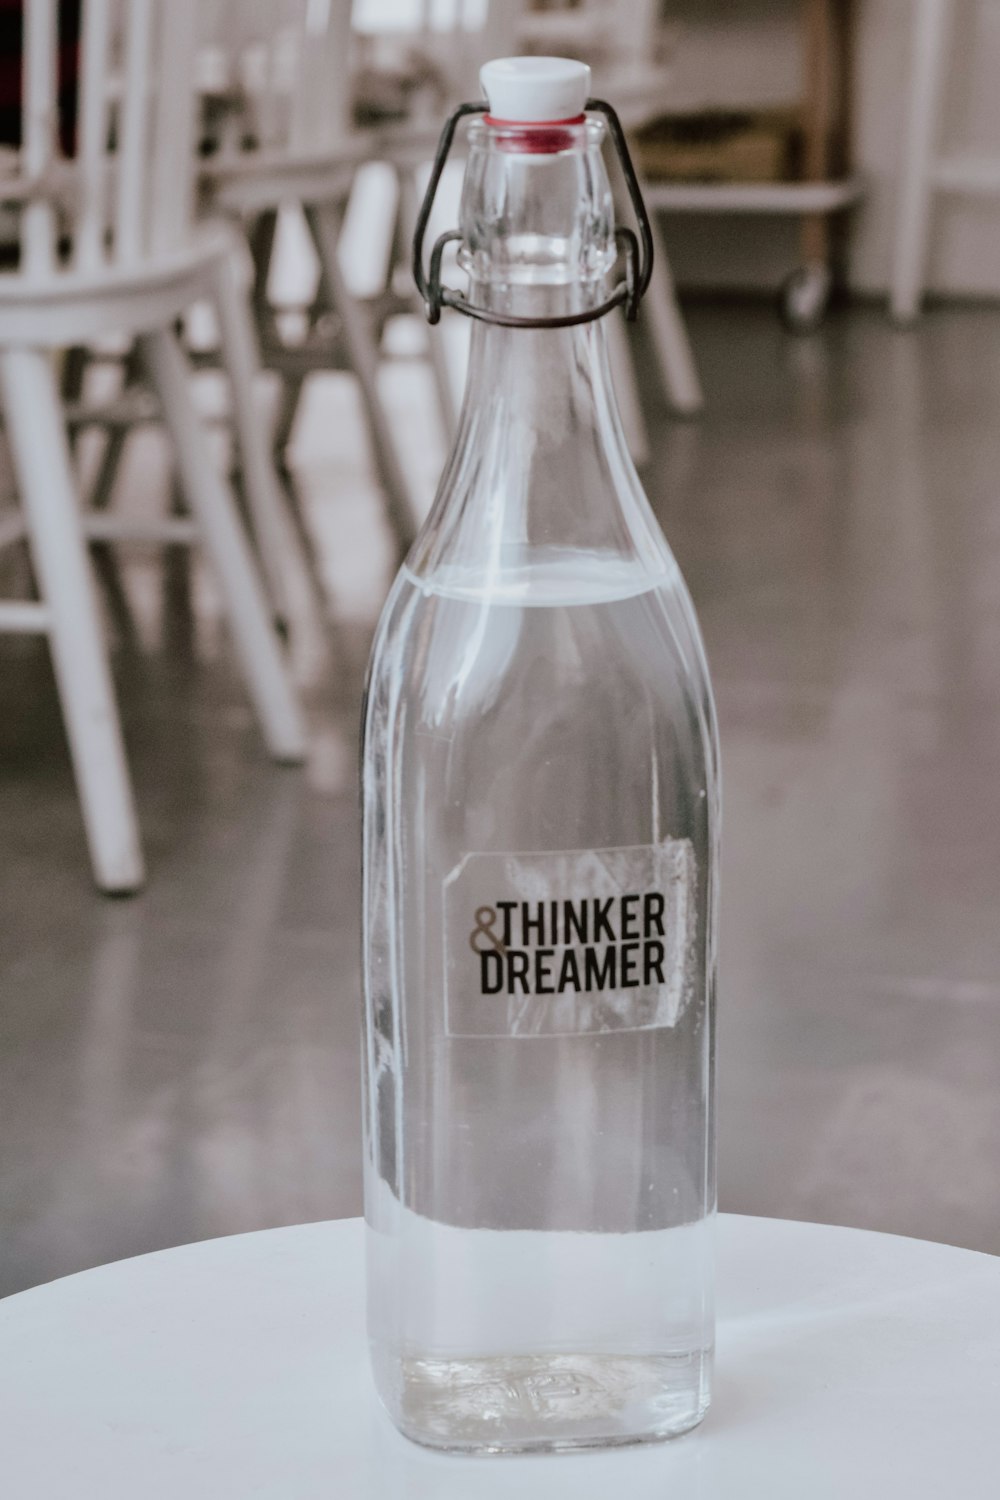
[890,0,984,323]
[0,0,306,893]
[200,0,418,554]
[201,0,529,547]
[203,0,682,512]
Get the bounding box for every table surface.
[1,1213,998,1499]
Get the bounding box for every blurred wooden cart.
[633,0,863,330]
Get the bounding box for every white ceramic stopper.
[480,56,591,123]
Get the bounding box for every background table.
[1,1214,998,1498]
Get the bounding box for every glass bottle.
[361,57,719,1455]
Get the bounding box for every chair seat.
[0,223,237,347]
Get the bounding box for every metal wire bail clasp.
[412,98,655,331]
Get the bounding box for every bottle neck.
[404,113,670,591]
[407,308,669,589]
[456,311,624,522]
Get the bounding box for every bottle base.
[384,1350,711,1455]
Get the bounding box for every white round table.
[1,1214,998,1498]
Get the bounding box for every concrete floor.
[2,301,1000,1297]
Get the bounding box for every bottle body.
[363,539,717,1452]
[361,96,718,1453]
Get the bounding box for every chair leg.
[608,170,703,416]
[137,325,306,764]
[88,424,130,512]
[246,208,306,462]
[87,344,143,513]
[60,346,89,414]
[305,200,415,553]
[272,367,308,460]
[0,347,144,893]
[635,191,704,416]
[891,0,953,323]
[86,345,144,643]
[606,310,651,469]
[274,458,332,616]
[397,165,460,442]
[210,250,293,624]
[248,209,279,331]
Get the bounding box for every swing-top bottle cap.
[480,56,591,123]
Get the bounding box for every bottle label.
[443,840,697,1038]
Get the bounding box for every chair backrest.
[200,0,527,162]
[406,0,530,102]
[19,0,201,280]
[200,0,354,156]
[389,0,530,105]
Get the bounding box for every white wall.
[853,0,1000,297]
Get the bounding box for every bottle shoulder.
[365,546,716,743]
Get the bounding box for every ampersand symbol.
[469,905,506,956]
